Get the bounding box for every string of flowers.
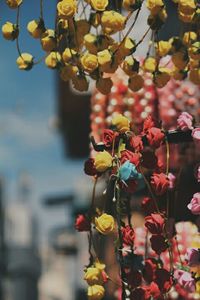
[75,112,200,300]
[2,0,200,94]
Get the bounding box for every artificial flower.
[81,53,98,73]
[75,214,90,231]
[122,56,139,76]
[150,234,168,254]
[145,213,165,234]
[90,0,108,11]
[130,287,149,300]
[16,53,33,70]
[146,127,165,148]
[121,225,135,246]
[123,0,142,11]
[97,49,112,72]
[2,22,19,40]
[41,29,56,52]
[94,151,112,172]
[143,258,157,282]
[172,51,188,69]
[183,31,197,46]
[146,0,164,15]
[119,37,136,56]
[129,136,143,152]
[168,172,176,189]
[103,129,118,149]
[112,114,130,133]
[147,282,161,299]
[178,0,196,15]
[185,248,200,267]
[84,267,102,285]
[45,51,61,69]
[120,150,140,167]
[119,161,141,181]
[187,193,200,215]
[156,40,171,56]
[87,285,105,300]
[128,74,144,92]
[84,158,98,176]
[96,78,113,95]
[154,69,170,88]
[174,269,196,293]
[155,268,172,292]
[95,213,115,235]
[62,48,77,63]
[177,112,193,131]
[6,0,22,9]
[27,19,45,39]
[143,57,157,73]
[57,0,77,19]
[101,11,126,35]
[192,128,200,144]
[125,268,142,287]
[60,65,78,81]
[72,75,89,92]
[151,173,169,195]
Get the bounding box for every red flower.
[75,214,90,232]
[84,158,98,176]
[143,258,157,282]
[121,225,135,246]
[120,178,137,193]
[150,234,168,254]
[151,173,169,196]
[103,129,118,149]
[155,268,173,293]
[129,136,143,152]
[145,214,165,234]
[117,82,128,94]
[146,127,165,148]
[141,150,158,169]
[130,287,150,300]
[141,197,157,215]
[121,150,140,166]
[125,269,142,287]
[143,116,156,133]
[146,282,161,299]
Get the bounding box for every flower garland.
[2,0,200,94]
[75,112,200,300]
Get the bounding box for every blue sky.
[0,1,92,242]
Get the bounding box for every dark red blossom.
[129,135,143,152]
[130,287,150,300]
[143,258,157,282]
[145,213,165,234]
[103,129,119,149]
[84,158,98,176]
[121,225,135,246]
[141,149,158,169]
[150,234,168,254]
[125,269,142,287]
[146,282,161,299]
[143,116,156,133]
[120,150,140,166]
[75,214,90,232]
[155,268,173,293]
[141,197,157,215]
[151,173,169,195]
[146,127,165,148]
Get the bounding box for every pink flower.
[168,172,176,189]
[177,112,193,131]
[192,128,200,150]
[198,165,200,183]
[187,192,200,215]
[185,248,200,267]
[174,269,196,293]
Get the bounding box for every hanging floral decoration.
[75,112,200,300]
[2,0,200,94]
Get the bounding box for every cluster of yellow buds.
[2,0,200,93]
[84,261,108,300]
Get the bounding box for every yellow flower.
[188,42,200,60]
[45,52,61,69]
[119,37,136,56]
[60,65,78,81]
[84,267,102,285]
[183,32,197,46]
[90,0,108,11]
[156,40,171,56]
[178,11,194,23]
[81,53,98,73]
[41,29,56,52]
[146,0,164,15]
[57,0,77,19]
[154,68,170,88]
[122,57,139,76]
[178,0,196,15]
[72,75,89,92]
[2,22,19,40]
[62,48,77,63]
[128,74,144,92]
[101,11,126,35]
[94,261,106,271]
[123,0,141,11]
[84,34,98,54]
[172,51,188,69]
[27,20,45,39]
[16,53,33,70]
[148,8,167,29]
[189,68,200,85]
[95,213,115,235]
[94,151,112,172]
[96,78,113,94]
[88,285,105,300]
[143,57,157,72]
[6,0,22,9]
[112,114,130,132]
[97,49,112,72]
